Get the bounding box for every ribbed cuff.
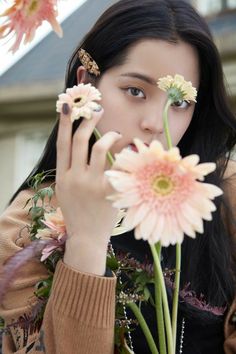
[51,261,117,328]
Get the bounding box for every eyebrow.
[120,72,157,86]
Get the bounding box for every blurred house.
[0,0,235,213]
[0,0,116,212]
[191,0,236,112]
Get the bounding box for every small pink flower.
[42,207,66,236]
[0,0,62,53]
[35,227,57,240]
[36,208,66,241]
[56,83,102,122]
[106,139,223,246]
[35,208,67,261]
[40,235,67,262]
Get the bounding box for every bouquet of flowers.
[0,76,223,354]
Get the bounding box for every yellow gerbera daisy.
[157,74,197,102]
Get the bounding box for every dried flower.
[56,83,102,122]
[157,74,197,103]
[0,0,62,53]
[0,240,50,302]
[105,139,222,246]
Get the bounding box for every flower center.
[73,95,87,108]
[26,0,40,15]
[151,175,174,196]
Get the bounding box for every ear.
[76,66,89,84]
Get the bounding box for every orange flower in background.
[106,139,223,246]
[0,0,62,52]
[41,207,66,237]
[56,83,102,121]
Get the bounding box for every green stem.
[155,242,162,259]
[163,97,182,352]
[172,243,181,353]
[154,242,167,354]
[93,127,114,166]
[150,244,174,354]
[127,302,159,354]
[163,99,173,150]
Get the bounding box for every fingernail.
[62,103,70,115]
[93,104,102,112]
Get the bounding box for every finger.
[71,108,103,171]
[56,103,72,179]
[89,131,122,175]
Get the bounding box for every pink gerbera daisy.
[0,0,62,53]
[56,83,102,121]
[105,139,223,246]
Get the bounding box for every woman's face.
[89,39,199,154]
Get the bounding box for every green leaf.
[39,187,54,202]
[144,287,150,301]
[30,206,44,221]
[107,254,119,270]
[0,317,5,330]
[35,276,53,298]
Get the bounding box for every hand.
[56,103,122,274]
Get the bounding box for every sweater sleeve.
[0,189,117,354]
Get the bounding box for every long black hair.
[10,0,236,307]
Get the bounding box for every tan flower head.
[157,74,197,102]
[56,83,102,122]
[106,139,222,246]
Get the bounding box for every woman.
[0,0,236,353]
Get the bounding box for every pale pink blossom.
[0,0,62,53]
[56,83,102,122]
[35,208,67,261]
[105,139,223,246]
[35,227,58,240]
[40,234,67,262]
[42,207,66,238]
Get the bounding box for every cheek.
[95,87,132,134]
[169,110,194,145]
[96,97,126,134]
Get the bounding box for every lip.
[128,142,149,152]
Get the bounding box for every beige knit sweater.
[0,160,236,353]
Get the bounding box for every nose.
[140,108,164,135]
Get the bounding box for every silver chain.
[108,240,134,352]
[179,317,185,354]
[109,240,185,354]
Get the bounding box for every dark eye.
[127,87,145,98]
[171,100,190,109]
